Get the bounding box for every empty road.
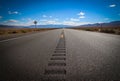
[0,29,120,81]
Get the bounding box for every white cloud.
[43,20,61,25]
[25,18,35,26]
[0,16,2,19]
[26,21,34,26]
[2,19,20,26]
[8,11,20,14]
[1,18,37,26]
[77,12,85,16]
[65,18,69,20]
[27,18,32,21]
[5,19,18,23]
[79,16,85,18]
[54,18,59,21]
[17,19,35,26]
[43,15,47,17]
[8,11,11,14]
[49,16,52,18]
[63,21,77,26]
[70,18,79,21]
[40,19,47,21]
[14,11,19,14]
[3,18,35,26]
[98,22,103,24]
[77,11,85,19]
[46,20,56,24]
[104,18,109,20]
[109,4,116,7]
[21,18,25,21]
[63,21,91,26]
[39,18,60,25]
[18,20,34,26]
[39,18,90,26]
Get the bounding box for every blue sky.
[0,0,120,26]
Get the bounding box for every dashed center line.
[60,34,64,38]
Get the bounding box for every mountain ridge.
[0,21,120,28]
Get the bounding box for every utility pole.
[100,23,102,29]
[98,23,102,32]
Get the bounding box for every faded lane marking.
[60,34,64,38]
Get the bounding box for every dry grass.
[71,27,120,35]
[0,28,57,35]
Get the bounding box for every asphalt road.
[0,29,120,81]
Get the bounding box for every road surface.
[0,29,120,81]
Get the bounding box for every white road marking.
[0,33,38,43]
[0,36,23,43]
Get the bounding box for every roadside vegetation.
[0,28,57,35]
[72,27,120,35]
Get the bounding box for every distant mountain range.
[0,24,70,28]
[0,21,120,28]
[78,21,120,27]
[28,24,70,28]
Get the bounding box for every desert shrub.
[115,30,120,35]
[8,31,18,34]
[21,30,27,33]
[100,29,115,33]
[85,29,91,31]
[0,32,4,35]
[85,28,96,31]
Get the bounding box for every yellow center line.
[60,34,64,38]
